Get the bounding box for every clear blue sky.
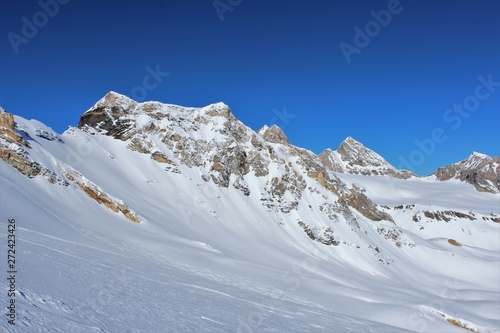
[1,0,499,175]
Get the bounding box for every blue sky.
[1,0,499,175]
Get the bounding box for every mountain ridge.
[2,91,499,193]
[434,151,500,194]
[80,91,499,190]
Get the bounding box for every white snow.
[471,151,490,159]
[335,172,500,215]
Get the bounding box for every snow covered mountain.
[434,152,500,194]
[0,92,499,333]
[319,136,415,178]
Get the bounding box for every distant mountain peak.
[199,101,233,119]
[87,91,137,112]
[337,137,390,168]
[434,153,499,193]
[258,124,289,145]
[342,136,361,145]
[205,101,229,109]
[318,137,414,179]
[104,90,128,99]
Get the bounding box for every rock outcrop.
[0,108,23,144]
[258,125,290,145]
[434,152,500,194]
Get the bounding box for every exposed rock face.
[258,125,290,145]
[340,185,393,222]
[376,227,415,248]
[337,137,377,168]
[261,169,307,213]
[434,152,500,194]
[422,210,476,222]
[0,148,42,178]
[297,220,338,246]
[60,167,141,223]
[396,204,498,224]
[0,108,23,144]
[0,108,14,129]
[151,151,172,164]
[319,137,414,179]
[79,183,140,223]
[78,93,138,140]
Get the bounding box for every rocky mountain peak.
[91,91,138,112]
[258,124,289,145]
[318,137,414,179]
[78,91,143,138]
[336,137,401,174]
[342,136,361,145]
[78,92,237,138]
[434,152,500,193]
[336,136,387,167]
[200,102,233,119]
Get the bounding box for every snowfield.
[0,97,499,332]
[336,172,500,215]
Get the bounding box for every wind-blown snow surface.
[0,112,499,332]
